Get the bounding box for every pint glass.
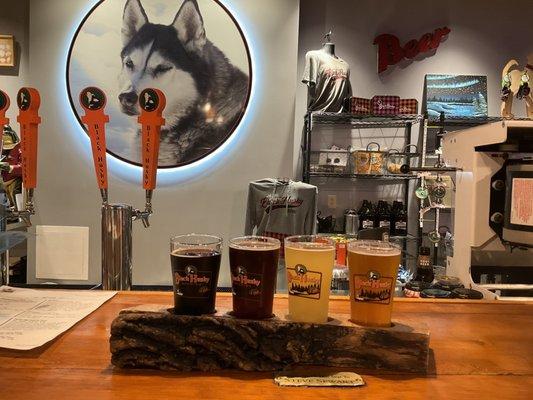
[284,235,335,323]
[170,234,222,315]
[347,240,401,327]
[229,236,280,319]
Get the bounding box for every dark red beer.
[229,236,280,319]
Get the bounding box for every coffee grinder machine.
[79,87,165,290]
[0,88,42,286]
[442,120,533,299]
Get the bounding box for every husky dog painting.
[68,0,251,167]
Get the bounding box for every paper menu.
[0,286,116,350]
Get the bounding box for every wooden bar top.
[1,292,532,399]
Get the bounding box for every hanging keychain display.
[516,69,530,100]
[501,73,512,101]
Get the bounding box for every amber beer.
[229,236,280,319]
[284,236,335,323]
[347,240,401,327]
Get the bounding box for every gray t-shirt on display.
[244,178,318,238]
[302,50,352,113]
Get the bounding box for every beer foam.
[171,249,220,257]
[348,242,401,257]
[229,240,280,251]
[285,242,335,251]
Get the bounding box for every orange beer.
[347,240,401,327]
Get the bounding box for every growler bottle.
[358,200,375,230]
[376,200,391,233]
[391,201,407,236]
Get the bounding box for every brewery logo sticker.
[353,270,393,304]
[287,264,322,300]
[0,91,7,109]
[231,265,262,302]
[174,265,212,299]
[80,87,105,110]
[17,88,31,110]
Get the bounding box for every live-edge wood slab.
[110,304,429,373]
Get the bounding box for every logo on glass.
[185,265,198,276]
[175,265,211,298]
[353,269,393,304]
[231,265,262,300]
[287,264,322,300]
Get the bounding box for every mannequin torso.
[321,42,335,57]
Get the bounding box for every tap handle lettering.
[79,87,109,191]
[138,88,165,191]
[16,87,41,189]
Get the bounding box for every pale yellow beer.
[285,236,335,323]
[347,240,401,327]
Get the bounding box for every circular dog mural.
[67,0,252,168]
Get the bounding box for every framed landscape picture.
[425,74,488,118]
[0,35,14,67]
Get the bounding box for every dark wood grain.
[1,292,532,399]
[110,304,429,373]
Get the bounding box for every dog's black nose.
[119,92,138,106]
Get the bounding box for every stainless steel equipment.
[442,120,533,299]
[344,209,359,235]
[101,204,133,290]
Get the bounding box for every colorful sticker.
[231,265,262,302]
[174,265,212,299]
[287,264,322,300]
[353,270,393,304]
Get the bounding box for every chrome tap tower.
[79,87,165,290]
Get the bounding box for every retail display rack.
[301,111,424,273]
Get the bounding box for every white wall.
[0,0,29,121]
[26,0,300,286]
[294,0,533,229]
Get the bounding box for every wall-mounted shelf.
[426,116,502,128]
[303,112,421,183]
[309,172,417,180]
[311,112,423,128]
[427,115,532,129]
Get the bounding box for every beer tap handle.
[79,87,110,205]
[0,90,10,127]
[16,88,41,214]
[138,88,165,226]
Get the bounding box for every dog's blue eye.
[125,59,134,69]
